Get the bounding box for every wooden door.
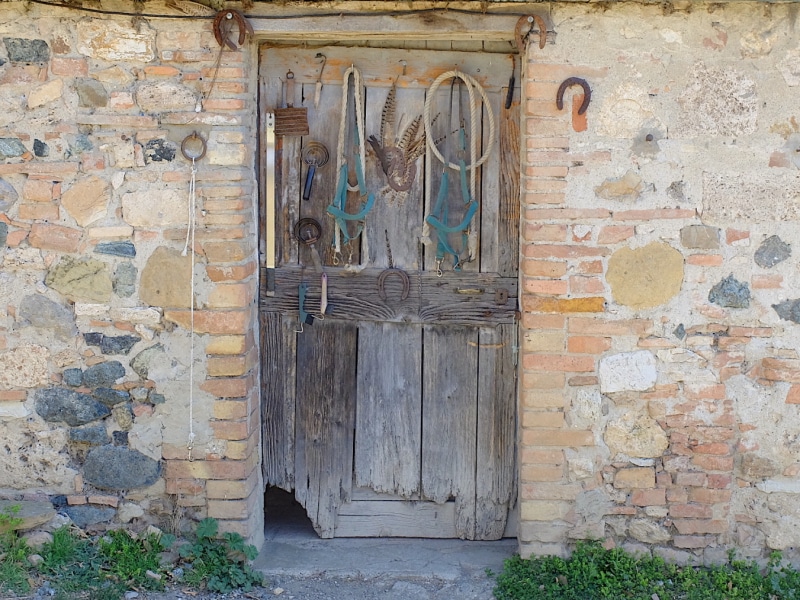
[259,45,520,539]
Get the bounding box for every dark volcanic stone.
[0,222,7,247]
[149,392,166,405]
[93,387,130,407]
[708,274,750,309]
[83,445,161,490]
[82,361,126,388]
[3,38,50,63]
[33,139,49,157]
[0,138,26,159]
[69,425,109,445]
[113,262,137,298]
[83,332,104,346]
[62,368,84,387]
[34,387,111,426]
[95,241,136,258]
[0,177,18,211]
[112,430,129,446]
[754,235,791,269]
[673,323,686,340]
[99,335,140,355]
[773,299,800,324]
[63,506,115,529]
[144,139,176,163]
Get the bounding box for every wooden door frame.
[252,10,527,541]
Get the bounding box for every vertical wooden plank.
[355,322,422,497]
[475,324,517,540]
[261,313,297,492]
[294,320,357,538]
[421,325,479,539]
[496,96,521,277]
[477,88,503,273]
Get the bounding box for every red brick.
[675,472,707,487]
[28,223,81,252]
[23,179,53,202]
[144,65,181,77]
[521,314,565,329]
[18,203,59,221]
[50,57,89,77]
[0,390,26,401]
[521,372,565,390]
[200,375,251,398]
[725,228,749,244]
[569,276,605,294]
[673,519,727,534]
[520,483,583,501]
[752,274,782,289]
[527,137,570,150]
[210,420,249,441]
[674,535,712,549]
[568,317,651,336]
[526,165,569,178]
[692,442,730,455]
[667,488,689,503]
[166,478,205,495]
[521,465,564,482]
[525,224,568,242]
[568,336,611,354]
[206,261,257,282]
[706,474,732,489]
[688,488,732,504]
[520,449,564,465]
[523,297,606,314]
[598,225,635,244]
[687,254,723,266]
[787,385,800,404]
[631,488,666,506]
[728,327,771,337]
[576,260,603,274]
[524,194,566,206]
[760,358,800,383]
[522,259,568,278]
[614,467,655,489]
[200,67,245,79]
[670,503,713,518]
[164,309,250,334]
[522,430,594,447]
[524,354,595,372]
[568,375,598,386]
[613,208,696,220]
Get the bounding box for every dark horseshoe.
[556,77,592,115]
[377,268,410,302]
[515,15,547,52]
[213,9,253,50]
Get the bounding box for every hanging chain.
[384,229,394,269]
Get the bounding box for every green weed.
[493,540,800,600]
[0,504,30,595]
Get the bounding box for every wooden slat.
[294,320,357,538]
[478,89,503,272]
[335,500,457,538]
[421,325,479,539]
[261,313,297,491]
[355,322,422,498]
[497,98,521,277]
[260,266,517,326]
[474,324,517,540]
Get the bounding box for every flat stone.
[738,454,779,480]
[0,138,26,160]
[0,345,49,388]
[666,181,686,202]
[46,256,112,303]
[680,225,720,249]
[708,274,750,309]
[605,411,668,458]
[83,445,162,490]
[574,489,610,524]
[63,505,116,529]
[144,139,177,163]
[599,350,658,394]
[0,222,6,246]
[114,261,138,298]
[113,430,129,446]
[93,335,141,355]
[773,299,800,324]
[34,387,111,426]
[74,78,108,108]
[71,134,93,154]
[149,392,166,405]
[3,38,50,63]
[27,79,63,109]
[62,368,84,387]
[122,190,188,228]
[629,519,671,544]
[754,235,791,268]
[130,344,166,380]
[61,176,110,227]
[0,500,56,532]
[77,19,155,62]
[606,242,684,309]
[594,170,649,202]
[0,177,19,210]
[135,82,196,113]
[95,241,136,258]
[95,66,134,87]
[93,387,131,407]
[117,502,144,523]
[82,361,125,388]
[23,531,53,550]
[18,294,77,341]
[83,332,104,346]
[139,247,192,308]
[33,139,48,157]
[69,425,110,445]
[113,404,134,430]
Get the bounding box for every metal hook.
[556,77,592,115]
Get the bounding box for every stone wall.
[0,3,261,541]
[519,1,800,563]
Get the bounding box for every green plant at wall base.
[179,517,263,593]
[493,541,800,600]
[0,504,30,595]
[98,529,171,591]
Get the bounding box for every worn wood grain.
[294,320,357,537]
[261,312,297,491]
[334,500,458,538]
[421,325,479,539]
[497,98,521,277]
[260,266,517,326]
[355,322,422,498]
[475,324,517,540]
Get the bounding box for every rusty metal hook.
[556,77,592,115]
[377,268,410,302]
[213,9,253,50]
[515,15,547,52]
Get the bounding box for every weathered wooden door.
[259,44,519,539]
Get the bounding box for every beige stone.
[27,79,63,109]
[207,141,247,167]
[0,419,76,494]
[594,170,649,202]
[605,412,668,459]
[629,519,671,544]
[87,225,134,239]
[45,257,113,303]
[703,172,800,223]
[596,83,658,138]
[2,248,44,271]
[135,82,196,112]
[0,345,49,389]
[139,247,192,309]
[94,66,134,87]
[77,19,155,62]
[606,242,684,309]
[0,500,56,532]
[122,190,188,228]
[61,176,109,227]
[614,467,656,489]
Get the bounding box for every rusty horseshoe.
[515,15,547,52]
[556,77,592,116]
[377,268,410,302]
[213,9,253,50]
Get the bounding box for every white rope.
[423,69,496,262]
[181,159,197,461]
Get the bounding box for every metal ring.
[181,131,207,161]
[294,218,322,245]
